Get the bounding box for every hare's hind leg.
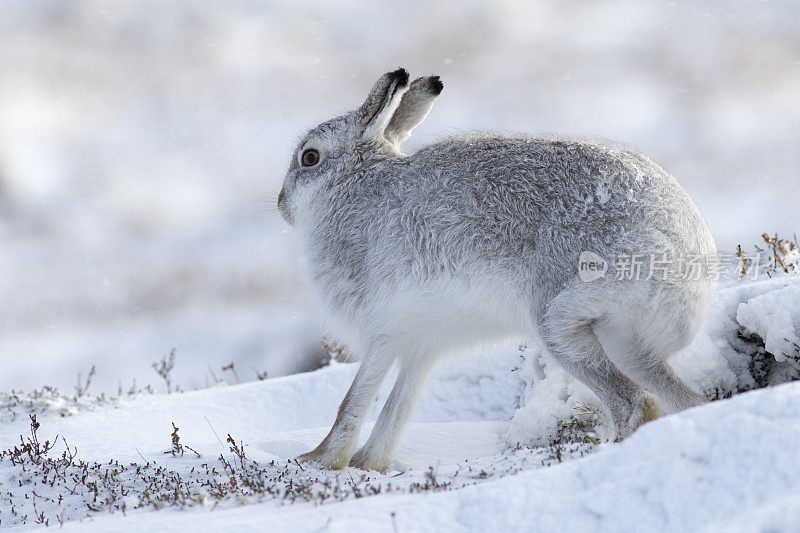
[608,332,707,413]
[625,357,706,413]
[297,346,396,469]
[540,305,659,439]
[594,308,708,414]
[349,353,435,472]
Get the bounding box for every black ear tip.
[392,67,410,86]
[430,76,444,95]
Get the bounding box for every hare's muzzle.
[277,187,293,226]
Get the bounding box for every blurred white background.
[1,0,798,393]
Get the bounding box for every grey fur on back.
[314,135,710,302]
[279,68,716,472]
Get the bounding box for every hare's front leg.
[297,349,395,469]
[349,355,435,472]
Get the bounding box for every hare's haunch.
[279,68,716,472]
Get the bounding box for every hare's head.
[278,68,443,226]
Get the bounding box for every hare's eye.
[301,149,320,167]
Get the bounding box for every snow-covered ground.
[1,0,799,393]
[2,274,799,530]
[47,384,800,532]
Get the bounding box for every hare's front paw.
[348,447,390,473]
[296,444,353,470]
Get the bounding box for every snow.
[2,0,800,395]
[8,381,800,532]
[505,345,614,446]
[736,285,800,363]
[2,275,800,531]
[671,276,800,393]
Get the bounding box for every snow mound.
[2,275,800,530]
[736,285,800,363]
[39,382,800,532]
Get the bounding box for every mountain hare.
[278,68,716,472]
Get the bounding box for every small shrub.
[737,232,799,279]
[152,349,177,393]
[321,337,348,365]
[165,423,200,458]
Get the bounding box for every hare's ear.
[356,68,410,142]
[384,76,443,145]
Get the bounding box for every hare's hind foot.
[622,358,708,414]
[617,391,660,440]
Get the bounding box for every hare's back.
[403,135,714,265]
[408,136,689,230]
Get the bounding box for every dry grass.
[0,414,594,528]
[737,232,799,279]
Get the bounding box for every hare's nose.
[278,188,285,206]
